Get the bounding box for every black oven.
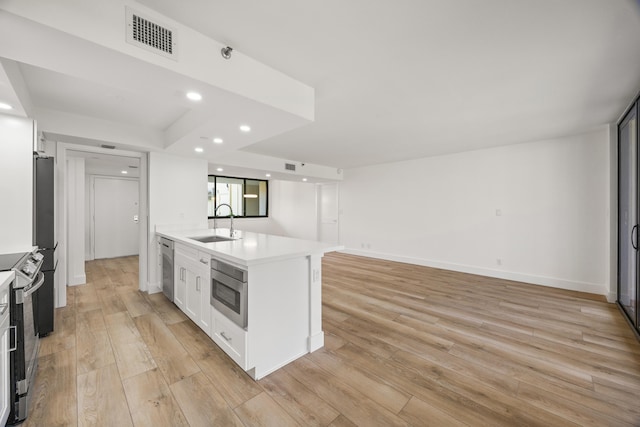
[0,250,44,425]
[211,259,248,329]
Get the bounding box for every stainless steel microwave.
[210,259,248,329]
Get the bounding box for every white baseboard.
[341,248,608,296]
[308,332,325,352]
[147,281,162,294]
[68,273,86,286]
[253,349,308,380]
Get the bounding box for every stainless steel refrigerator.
[33,155,56,336]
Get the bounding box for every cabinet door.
[196,253,211,335]
[184,263,201,323]
[173,255,188,311]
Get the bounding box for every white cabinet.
[173,249,188,311]
[211,307,247,369]
[195,253,211,334]
[173,243,211,335]
[0,272,13,427]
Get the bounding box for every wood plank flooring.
[24,253,640,426]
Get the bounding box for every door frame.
[316,182,340,244]
[56,142,148,308]
[617,101,640,333]
[90,175,140,261]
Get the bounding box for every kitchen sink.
[188,235,237,243]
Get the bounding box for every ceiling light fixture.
[121,170,128,174]
[216,167,224,172]
[221,46,233,59]
[302,178,308,182]
[213,138,223,144]
[239,124,251,132]
[0,102,13,110]
[186,92,202,101]
[195,147,204,153]
[265,173,271,178]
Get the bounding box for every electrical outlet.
[496,209,502,216]
[496,258,502,265]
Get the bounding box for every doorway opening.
[56,143,148,308]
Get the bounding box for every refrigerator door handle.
[632,224,638,250]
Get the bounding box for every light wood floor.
[23,253,640,426]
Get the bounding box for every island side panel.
[308,254,324,352]
[247,256,310,380]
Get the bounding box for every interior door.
[93,177,140,259]
[618,104,638,328]
[318,183,340,244]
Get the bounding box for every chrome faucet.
[214,203,235,236]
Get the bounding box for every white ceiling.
[68,151,141,178]
[137,0,640,167]
[2,0,640,171]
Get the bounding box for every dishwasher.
[160,238,174,302]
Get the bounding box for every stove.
[0,249,44,425]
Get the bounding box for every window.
[208,175,268,218]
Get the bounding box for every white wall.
[206,179,318,240]
[148,152,208,291]
[66,156,86,285]
[84,174,92,260]
[0,114,34,253]
[608,124,618,302]
[270,180,318,241]
[341,127,611,295]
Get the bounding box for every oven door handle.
[22,272,45,298]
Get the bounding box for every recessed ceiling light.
[0,102,13,110]
[213,138,223,144]
[265,173,271,178]
[216,167,223,172]
[186,92,202,101]
[239,124,251,132]
[195,147,204,153]
[121,170,128,174]
[302,178,308,182]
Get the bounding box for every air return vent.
[125,7,177,60]
[284,163,296,172]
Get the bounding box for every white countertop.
[156,228,342,267]
[0,271,15,288]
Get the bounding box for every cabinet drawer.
[212,309,247,368]
[175,243,198,259]
[196,251,210,269]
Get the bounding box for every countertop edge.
[156,229,343,267]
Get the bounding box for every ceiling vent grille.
[284,163,296,172]
[125,7,177,61]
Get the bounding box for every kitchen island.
[155,228,340,380]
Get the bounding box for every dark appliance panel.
[33,156,55,249]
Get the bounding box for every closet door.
[618,104,638,328]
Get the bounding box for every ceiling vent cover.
[285,163,296,172]
[125,7,177,61]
